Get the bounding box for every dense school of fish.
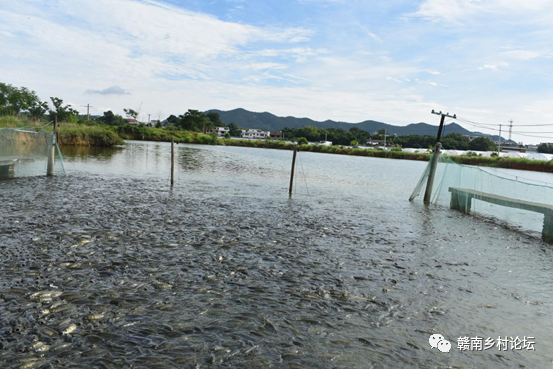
[0,173,550,368]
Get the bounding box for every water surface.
[1,141,552,368]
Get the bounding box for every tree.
[224,132,231,139]
[124,108,139,119]
[441,133,470,150]
[207,112,225,127]
[0,82,42,116]
[178,109,212,132]
[351,140,359,147]
[166,115,179,125]
[98,110,126,126]
[469,137,497,151]
[537,143,553,154]
[349,127,370,144]
[27,101,49,120]
[297,137,308,145]
[49,97,78,122]
[227,122,242,137]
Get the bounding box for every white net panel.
[411,152,553,239]
[0,127,65,178]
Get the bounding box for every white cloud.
[478,62,509,70]
[415,78,438,87]
[2,0,553,144]
[411,0,553,23]
[502,50,540,60]
[387,77,403,83]
[86,86,130,95]
[411,0,477,23]
[355,23,383,43]
[248,63,287,70]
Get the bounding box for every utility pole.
[383,129,387,148]
[498,124,502,154]
[508,120,513,142]
[86,104,93,121]
[148,114,151,125]
[423,110,456,203]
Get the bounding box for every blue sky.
[1,0,553,143]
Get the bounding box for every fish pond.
[1,141,553,368]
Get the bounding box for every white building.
[209,126,230,137]
[242,129,269,139]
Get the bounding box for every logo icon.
[429,334,451,353]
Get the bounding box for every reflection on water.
[0,140,552,368]
[61,145,123,162]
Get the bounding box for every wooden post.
[46,116,57,176]
[289,147,297,197]
[170,136,175,187]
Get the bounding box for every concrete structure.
[500,144,526,153]
[208,127,230,137]
[242,129,269,139]
[449,187,553,243]
[270,131,283,139]
[0,161,15,179]
[126,119,140,126]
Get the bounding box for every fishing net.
[0,126,65,179]
[410,150,553,239]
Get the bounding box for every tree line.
[283,126,497,151]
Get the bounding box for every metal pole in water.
[171,136,175,187]
[289,146,297,197]
[47,115,57,176]
[424,110,456,203]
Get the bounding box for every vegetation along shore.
[2,115,553,174]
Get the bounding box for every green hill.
[207,108,495,138]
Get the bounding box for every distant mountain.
[207,108,496,139]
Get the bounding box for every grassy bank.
[0,117,124,146]
[220,139,553,173]
[446,154,553,172]
[113,125,215,144]
[57,123,124,146]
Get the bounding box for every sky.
[1,0,553,144]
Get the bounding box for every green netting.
[410,150,553,238]
[0,126,65,179]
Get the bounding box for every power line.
[457,116,553,127]
[456,120,553,140]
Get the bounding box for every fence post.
[171,136,175,187]
[289,147,297,197]
[46,116,57,176]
